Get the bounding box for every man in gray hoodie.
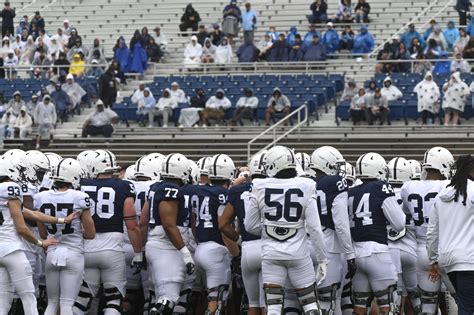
[33,95,56,149]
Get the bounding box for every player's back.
[401,180,448,243]
[34,189,90,253]
[388,186,417,256]
[124,179,154,244]
[251,176,316,260]
[228,183,259,242]
[0,182,24,255]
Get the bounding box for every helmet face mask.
[249,150,267,177]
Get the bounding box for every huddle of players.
[0,143,456,315]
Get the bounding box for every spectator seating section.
[113,74,344,124]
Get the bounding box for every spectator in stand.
[141,27,153,49]
[414,71,440,125]
[303,34,327,61]
[303,24,320,47]
[454,28,470,53]
[339,25,355,51]
[365,87,389,125]
[442,71,469,125]
[381,77,403,102]
[409,37,424,56]
[179,4,201,34]
[25,94,38,117]
[130,29,143,49]
[149,89,177,128]
[63,19,73,36]
[87,39,106,63]
[129,42,148,74]
[265,87,291,126]
[352,25,374,54]
[340,78,358,101]
[67,38,86,62]
[286,26,299,46]
[196,25,209,46]
[153,27,168,53]
[237,38,258,62]
[432,52,451,75]
[2,109,15,138]
[11,34,24,55]
[268,26,279,42]
[202,89,231,127]
[98,66,118,109]
[113,36,131,73]
[178,87,208,127]
[401,24,424,51]
[53,51,70,79]
[375,43,394,74]
[6,91,25,116]
[87,53,106,77]
[29,21,39,40]
[82,100,118,138]
[256,33,273,60]
[308,0,328,24]
[241,2,257,43]
[210,23,224,46]
[365,80,377,97]
[424,38,443,59]
[16,16,28,35]
[202,38,217,64]
[354,0,370,23]
[1,1,15,37]
[14,106,32,139]
[67,29,82,50]
[147,37,163,63]
[62,74,86,113]
[32,48,51,79]
[336,0,354,23]
[131,83,148,106]
[451,51,471,73]
[68,53,85,78]
[135,88,156,126]
[34,95,56,149]
[111,60,126,85]
[215,37,233,66]
[322,22,340,54]
[424,19,438,40]
[51,83,72,123]
[467,17,474,36]
[455,0,472,26]
[4,51,18,79]
[268,33,289,62]
[289,34,305,61]
[444,21,460,51]
[222,0,241,44]
[184,36,202,70]
[30,11,45,32]
[350,88,367,125]
[170,82,187,103]
[231,88,259,126]
[48,37,64,58]
[427,25,448,51]
[394,42,411,73]
[55,28,68,48]
[463,37,474,58]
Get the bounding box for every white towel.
[51,247,68,267]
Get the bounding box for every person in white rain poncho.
[442,71,469,126]
[14,106,33,139]
[34,95,57,149]
[414,71,440,125]
[169,82,188,103]
[381,77,403,102]
[183,35,203,69]
[214,37,233,65]
[62,74,86,112]
[1,109,16,138]
[149,89,178,128]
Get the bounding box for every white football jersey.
[249,177,317,260]
[401,180,448,243]
[21,182,41,254]
[388,187,417,257]
[34,189,91,253]
[0,182,24,258]
[123,180,154,245]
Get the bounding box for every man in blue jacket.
[322,22,340,54]
[303,35,327,61]
[400,23,424,50]
[352,25,374,54]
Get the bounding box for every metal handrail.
[247,104,308,160]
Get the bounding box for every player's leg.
[123,242,142,313]
[316,252,343,315]
[287,256,320,314]
[58,251,85,315]
[241,241,263,315]
[100,250,127,315]
[400,251,421,314]
[352,257,371,315]
[366,252,398,315]
[24,251,39,297]
[388,248,403,313]
[73,252,100,315]
[340,254,353,315]
[416,244,440,315]
[0,266,13,314]
[261,259,287,315]
[174,270,196,314]
[44,251,60,315]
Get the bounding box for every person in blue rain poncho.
[401,23,424,50]
[443,21,460,51]
[236,38,258,62]
[286,26,299,46]
[432,52,452,75]
[322,22,340,54]
[130,42,148,74]
[352,25,374,54]
[303,24,320,48]
[113,36,131,73]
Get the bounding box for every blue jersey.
[348,180,395,245]
[80,178,135,233]
[228,183,260,242]
[316,175,348,230]
[148,181,189,228]
[189,184,228,245]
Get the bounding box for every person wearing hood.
[286,26,299,46]
[365,87,389,125]
[6,91,25,116]
[34,95,56,149]
[256,33,273,60]
[381,77,403,102]
[289,34,305,61]
[201,38,217,63]
[25,94,38,117]
[179,4,201,34]
[222,0,241,43]
[214,37,233,65]
[129,41,148,74]
[51,83,72,123]
[231,88,259,126]
[202,89,231,127]
[241,2,257,43]
[66,28,82,50]
[424,19,438,40]
[16,16,28,35]
[442,71,469,125]
[427,154,474,315]
[1,1,15,37]
[135,87,156,126]
[87,38,106,63]
[308,0,328,24]
[340,78,358,101]
[14,106,32,139]
[303,34,327,61]
[265,87,291,126]
[322,22,339,54]
[149,89,178,128]
[303,24,320,48]
[31,48,51,79]
[443,21,460,51]
[451,51,470,73]
[427,25,448,51]
[98,65,118,109]
[48,36,64,58]
[365,80,377,98]
[170,82,187,103]
[82,100,118,138]
[236,38,258,62]
[268,33,289,62]
[146,37,163,63]
[432,52,451,75]
[178,88,208,127]
[2,108,16,138]
[352,25,374,54]
[62,73,86,113]
[414,72,440,125]
[401,24,425,51]
[350,88,367,125]
[113,36,131,73]
[184,35,203,69]
[68,53,85,78]
[4,50,18,79]
[131,83,150,106]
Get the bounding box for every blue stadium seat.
[336,100,351,120]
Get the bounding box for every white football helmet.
[407,159,422,180]
[356,152,388,180]
[135,153,165,180]
[0,153,24,182]
[197,157,211,176]
[310,146,345,175]
[264,145,296,178]
[44,152,62,173]
[87,149,120,177]
[248,150,267,177]
[422,147,454,179]
[387,157,412,185]
[340,162,356,185]
[124,165,136,180]
[161,153,190,183]
[188,160,199,184]
[52,158,83,189]
[208,154,235,181]
[77,150,98,178]
[295,152,315,177]
[22,150,50,184]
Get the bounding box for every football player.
[310,146,356,315]
[407,159,422,181]
[219,150,267,315]
[386,157,421,313]
[74,149,144,315]
[34,158,96,315]
[41,152,63,191]
[245,145,328,315]
[196,157,211,185]
[191,154,237,314]
[401,147,453,314]
[140,153,195,314]
[349,153,405,315]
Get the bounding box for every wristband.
[36,239,43,247]
[57,218,65,224]
[180,246,191,257]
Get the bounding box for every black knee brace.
[373,284,396,313]
[296,284,321,314]
[103,286,123,313]
[352,291,371,309]
[73,280,94,312]
[264,286,284,308]
[318,283,340,315]
[418,285,439,315]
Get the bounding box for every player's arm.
[123,196,142,253]
[37,221,48,239]
[160,200,186,250]
[426,198,440,265]
[80,209,95,239]
[139,200,150,245]
[23,208,80,224]
[243,192,261,236]
[331,191,355,260]
[190,212,198,242]
[218,202,239,242]
[306,196,328,264]
[382,196,406,232]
